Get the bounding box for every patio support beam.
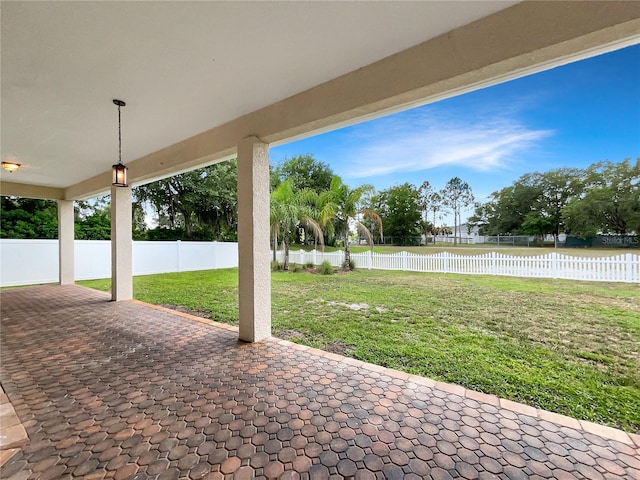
[110,185,133,301]
[237,136,271,342]
[57,200,75,285]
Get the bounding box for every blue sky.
[270,44,640,223]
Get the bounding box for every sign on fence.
[566,235,640,248]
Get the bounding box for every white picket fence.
[279,249,640,283]
[2,239,638,286]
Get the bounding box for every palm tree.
[270,180,323,270]
[319,176,383,271]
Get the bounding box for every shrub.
[304,261,315,269]
[319,260,333,275]
[290,263,301,273]
[271,261,282,272]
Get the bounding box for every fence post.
[402,251,408,271]
[491,251,496,275]
[300,249,305,266]
[312,249,317,265]
[627,253,633,283]
[368,249,372,270]
[551,252,558,279]
[443,251,449,274]
[176,240,181,272]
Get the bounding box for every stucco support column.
[57,199,75,285]
[111,184,133,301]
[237,136,271,342]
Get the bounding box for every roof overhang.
[1,1,639,200]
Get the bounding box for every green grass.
[79,269,640,433]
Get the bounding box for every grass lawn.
[79,269,640,433]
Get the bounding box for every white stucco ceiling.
[1,1,520,190]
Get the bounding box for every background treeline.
[2,156,637,246]
[1,197,116,240]
[469,158,639,244]
[270,155,477,249]
[1,160,239,241]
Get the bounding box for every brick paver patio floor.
[1,285,638,480]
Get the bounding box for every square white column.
[237,136,271,342]
[57,199,75,285]
[111,184,133,301]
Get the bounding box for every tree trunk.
[184,212,193,239]
[453,207,458,246]
[272,232,277,262]
[432,210,437,245]
[344,228,351,271]
[283,234,290,270]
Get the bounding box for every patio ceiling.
[1,1,639,200]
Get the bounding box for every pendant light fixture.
[112,99,128,187]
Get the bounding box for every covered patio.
[2,1,640,478]
[1,285,638,479]
[2,2,640,344]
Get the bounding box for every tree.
[195,160,238,241]
[0,195,134,240]
[470,167,584,246]
[521,168,583,247]
[428,191,443,241]
[375,183,422,244]
[469,181,540,237]
[75,196,111,240]
[272,155,334,245]
[563,158,640,237]
[0,197,58,239]
[272,154,334,194]
[270,180,323,270]
[419,181,439,245]
[440,177,474,246]
[134,160,238,240]
[319,176,383,271]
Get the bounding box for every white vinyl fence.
[2,240,638,286]
[280,249,640,283]
[0,239,238,287]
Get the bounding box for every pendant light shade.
[112,99,128,187]
[112,162,127,186]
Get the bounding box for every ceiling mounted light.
[2,161,21,173]
[112,99,128,187]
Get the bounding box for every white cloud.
[338,111,553,179]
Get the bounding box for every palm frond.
[360,208,384,243]
[301,216,325,249]
[355,221,374,247]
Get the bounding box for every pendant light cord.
[117,104,122,165]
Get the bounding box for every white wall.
[0,240,239,287]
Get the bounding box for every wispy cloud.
[338,108,553,179]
